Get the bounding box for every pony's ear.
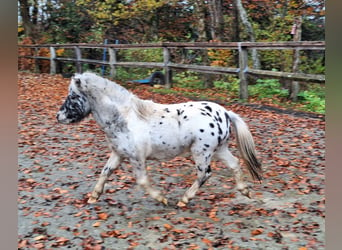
[72,74,82,89]
[75,78,82,88]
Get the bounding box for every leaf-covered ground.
[18,72,325,249]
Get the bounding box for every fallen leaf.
[98,212,109,220]
[251,229,264,236]
[74,211,83,217]
[34,235,47,241]
[164,223,174,230]
[201,238,212,245]
[18,239,29,248]
[92,221,101,227]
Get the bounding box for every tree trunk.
[289,16,303,101]
[18,0,39,41]
[194,0,214,88]
[232,0,240,66]
[194,0,207,41]
[234,0,260,69]
[208,0,224,41]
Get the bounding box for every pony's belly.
[148,143,190,160]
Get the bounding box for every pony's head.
[56,75,91,124]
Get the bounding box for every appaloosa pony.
[57,72,262,206]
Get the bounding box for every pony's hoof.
[239,188,252,199]
[176,201,187,208]
[87,197,98,204]
[161,197,168,206]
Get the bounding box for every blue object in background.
[131,71,165,85]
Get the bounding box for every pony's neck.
[100,78,133,104]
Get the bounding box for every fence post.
[74,46,82,73]
[109,48,116,78]
[50,47,56,74]
[163,47,172,88]
[238,43,249,100]
[34,48,40,73]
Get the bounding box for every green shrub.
[249,79,289,99]
[173,71,203,89]
[298,88,325,113]
[213,78,239,94]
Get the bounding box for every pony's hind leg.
[88,151,121,203]
[178,148,213,207]
[214,146,251,198]
[131,159,168,205]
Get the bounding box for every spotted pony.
[57,72,262,206]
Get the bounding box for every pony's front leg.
[88,152,121,203]
[131,159,168,205]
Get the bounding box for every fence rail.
[18,41,325,99]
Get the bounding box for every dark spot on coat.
[204,106,212,112]
[217,123,223,135]
[209,123,214,128]
[211,132,215,136]
[224,131,229,140]
[204,144,209,148]
[160,122,163,125]
[177,109,184,116]
[183,115,188,120]
[225,112,230,127]
[197,166,203,172]
[200,129,204,133]
[164,108,170,113]
[206,165,212,174]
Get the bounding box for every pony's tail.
[227,111,262,182]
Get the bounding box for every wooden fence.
[18,41,325,99]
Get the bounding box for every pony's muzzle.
[56,111,68,124]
